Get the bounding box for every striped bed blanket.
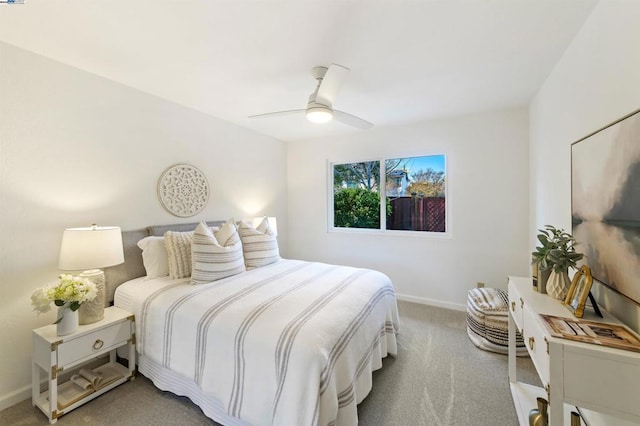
[115,259,399,426]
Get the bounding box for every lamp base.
[78,269,105,325]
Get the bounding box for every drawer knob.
[511,301,516,312]
[520,297,524,309]
[529,336,535,351]
[93,339,104,350]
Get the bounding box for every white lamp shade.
[58,226,125,271]
[249,216,278,237]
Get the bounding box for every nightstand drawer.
[57,320,131,366]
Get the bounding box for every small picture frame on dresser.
[563,265,594,318]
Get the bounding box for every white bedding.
[115,259,399,426]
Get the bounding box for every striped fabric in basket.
[466,287,527,355]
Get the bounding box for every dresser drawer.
[522,305,549,385]
[57,320,131,366]
[508,281,525,332]
[563,346,640,420]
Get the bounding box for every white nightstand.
[32,306,135,424]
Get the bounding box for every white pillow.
[238,217,280,269]
[164,230,194,279]
[137,236,169,279]
[191,220,245,284]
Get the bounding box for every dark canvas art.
[571,109,640,305]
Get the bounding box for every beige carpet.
[0,300,539,425]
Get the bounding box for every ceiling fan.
[249,64,373,129]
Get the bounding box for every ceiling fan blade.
[316,64,349,106]
[248,109,305,119]
[333,110,374,130]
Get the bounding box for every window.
[332,161,382,229]
[331,155,446,233]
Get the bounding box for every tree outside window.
[333,161,381,229]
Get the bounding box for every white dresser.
[507,276,640,426]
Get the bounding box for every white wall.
[529,0,640,331]
[287,108,530,309]
[0,42,288,408]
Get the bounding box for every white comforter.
[115,259,399,426]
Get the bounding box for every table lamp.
[58,225,124,324]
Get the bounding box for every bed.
[106,220,399,426]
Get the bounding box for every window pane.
[385,155,446,232]
[333,161,381,229]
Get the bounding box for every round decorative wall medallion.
[157,164,209,217]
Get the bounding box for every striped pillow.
[191,221,245,284]
[238,217,280,269]
[164,230,194,279]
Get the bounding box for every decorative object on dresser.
[30,274,98,336]
[531,225,583,300]
[32,306,135,424]
[531,258,551,294]
[540,314,640,353]
[157,163,209,217]
[58,225,125,325]
[571,108,640,306]
[531,225,562,294]
[528,397,548,426]
[545,272,570,301]
[562,265,595,318]
[570,411,582,426]
[508,276,640,426]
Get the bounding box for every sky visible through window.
[398,155,445,175]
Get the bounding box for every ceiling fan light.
[306,107,333,124]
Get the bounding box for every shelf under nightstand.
[32,306,135,424]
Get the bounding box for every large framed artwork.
[571,108,640,306]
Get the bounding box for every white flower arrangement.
[31,274,98,318]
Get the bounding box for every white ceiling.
[0,0,598,142]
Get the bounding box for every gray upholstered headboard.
[103,221,225,304]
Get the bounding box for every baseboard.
[0,383,31,411]
[396,293,466,312]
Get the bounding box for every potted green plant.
[531,227,555,293]
[531,225,583,300]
